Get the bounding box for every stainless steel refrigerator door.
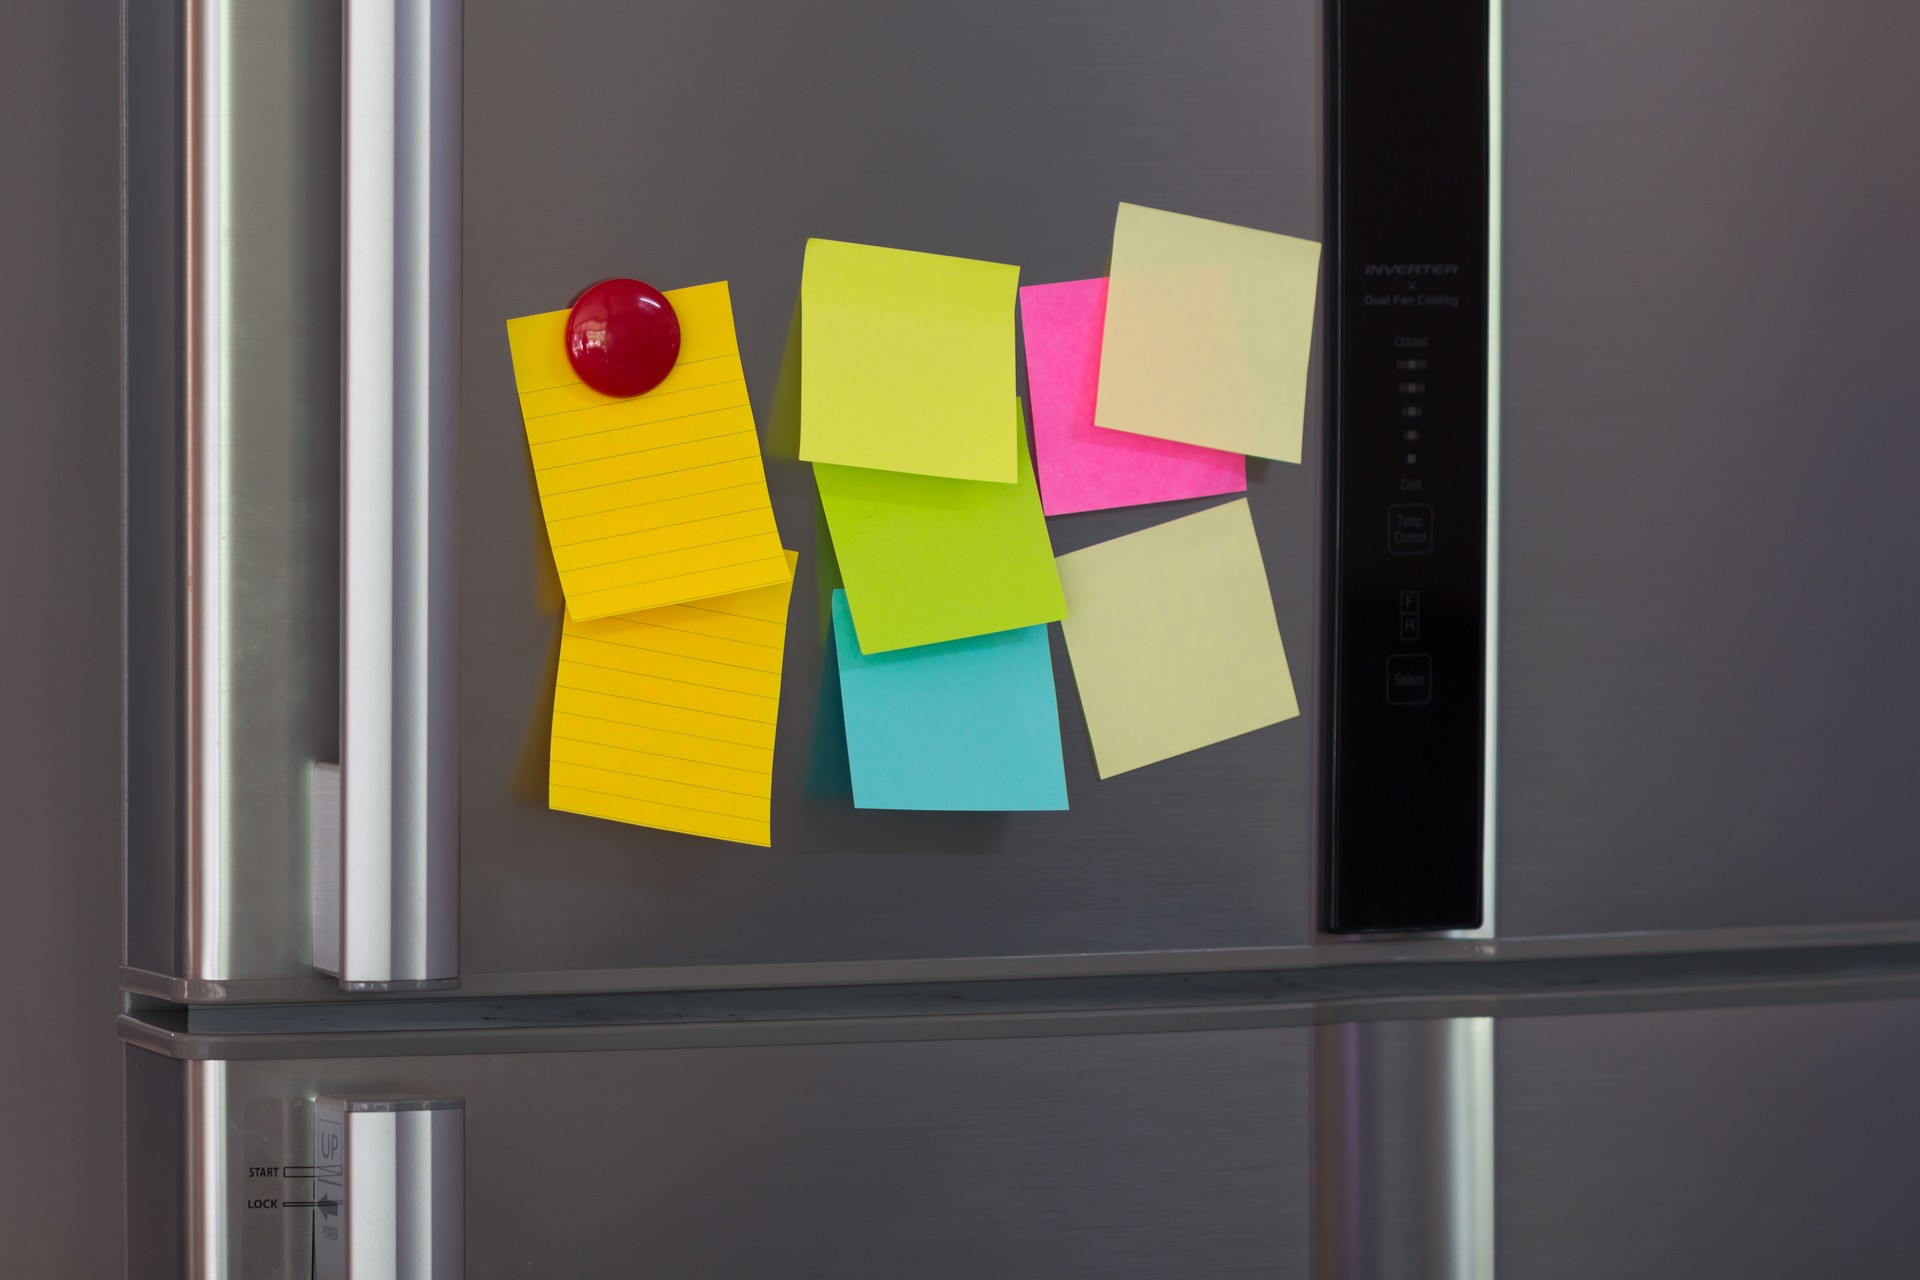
[1497,3,1920,941]
[1498,997,1920,1276]
[130,1023,1310,1279]
[453,0,1322,983]
[126,0,1920,1003]
[127,0,1324,997]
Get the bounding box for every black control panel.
[1324,0,1490,932]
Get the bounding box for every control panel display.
[1324,0,1491,932]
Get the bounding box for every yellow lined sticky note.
[508,281,789,620]
[550,551,798,846]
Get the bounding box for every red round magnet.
[565,278,681,398]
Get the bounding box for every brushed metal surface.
[179,1029,1308,1279]
[335,0,461,988]
[0,0,125,1275]
[164,0,345,979]
[125,0,1322,994]
[128,1050,189,1280]
[456,0,1320,979]
[1498,998,1920,1277]
[187,1059,232,1280]
[313,1098,464,1280]
[1498,2,1920,933]
[242,1094,315,1280]
[125,0,183,979]
[1313,1019,1493,1280]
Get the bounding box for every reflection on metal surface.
[1479,0,1502,942]
[1314,1018,1494,1280]
[152,1030,1303,1277]
[1445,1018,1495,1280]
[185,1059,230,1280]
[313,1097,465,1280]
[181,0,343,981]
[242,1096,316,1279]
[331,0,461,989]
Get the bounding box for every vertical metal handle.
[322,0,462,990]
[1312,1019,1495,1280]
[314,1097,466,1279]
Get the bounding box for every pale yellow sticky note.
[1056,500,1297,778]
[1095,203,1321,463]
[799,238,1020,483]
[550,551,798,846]
[508,281,789,620]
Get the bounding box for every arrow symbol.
[283,1196,342,1218]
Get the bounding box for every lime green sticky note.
[800,238,1020,483]
[1056,499,1299,778]
[815,401,1064,654]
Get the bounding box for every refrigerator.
[48,0,1918,1275]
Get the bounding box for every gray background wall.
[0,0,125,1274]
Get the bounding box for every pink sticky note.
[1020,277,1246,517]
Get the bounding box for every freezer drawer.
[124,949,1920,1278]
[1497,998,1920,1277]
[126,1022,1310,1280]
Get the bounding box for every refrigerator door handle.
[315,0,462,991]
[313,1096,466,1279]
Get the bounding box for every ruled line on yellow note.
[507,281,787,620]
[548,550,798,846]
[515,352,738,398]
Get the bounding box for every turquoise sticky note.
[830,591,1068,811]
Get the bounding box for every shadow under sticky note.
[507,280,789,620]
[765,293,803,462]
[803,640,854,801]
[1056,499,1298,778]
[830,591,1067,811]
[799,238,1020,483]
[550,551,799,845]
[815,401,1064,654]
[1020,276,1245,516]
[1096,203,1321,463]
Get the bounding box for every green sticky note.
[799,238,1020,483]
[1056,499,1298,778]
[815,401,1065,654]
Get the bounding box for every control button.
[1398,614,1420,641]
[1387,654,1433,705]
[1389,505,1434,555]
[566,278,681,398]
[1399,590,1420,614]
